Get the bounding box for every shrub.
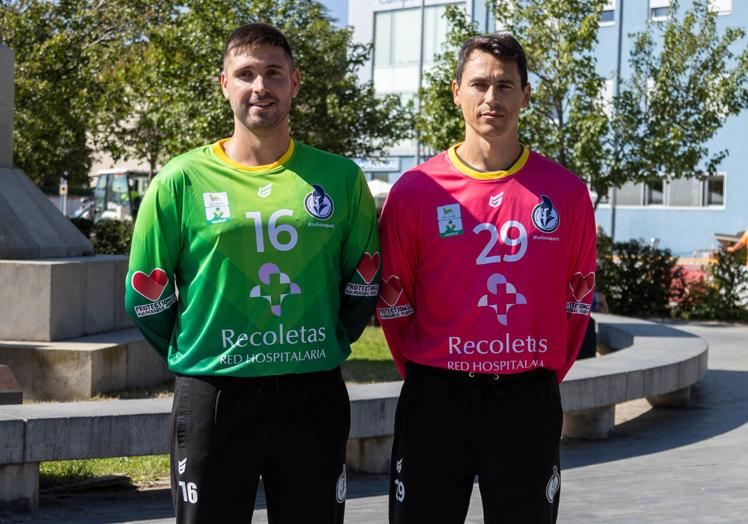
[596,235,680,317]
[673,248,748,320]
[90,219,133,255]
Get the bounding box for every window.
[605,173,727,208]
[423,4,451,64]
[708,0,731,15]
[616,182,644,206]
[649,0,670,21]
[645,177,664,205]
[600,0,615,25]
[374,9,420,67]
[704,174,725,206]
[668,178,701,207]
[374,4,460,68]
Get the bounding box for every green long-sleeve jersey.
[124,139,380,376]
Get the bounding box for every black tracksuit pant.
[390,363,563,524]
[170,367,350,524]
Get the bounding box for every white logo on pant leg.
[336,465,347,503]
[178,481,198,504]
[178,458,187,475]
[546,466,560,503]
[394,479,406,502]
[396,458,403,474]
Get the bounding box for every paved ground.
[1,321,746,523]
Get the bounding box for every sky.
[321,0,349,27]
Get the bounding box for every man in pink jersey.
[377,33,596,524]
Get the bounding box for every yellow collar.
[447,143,529,180]
[212,138,295,172]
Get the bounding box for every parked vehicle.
[89,169,151,222]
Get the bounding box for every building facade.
[343,0,746,255]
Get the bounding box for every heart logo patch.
[380,275,403,307]
[569,272,595,302]
[355,252,380,284]
[132,268,169,302]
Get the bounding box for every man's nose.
[252,75,267,93]
[484,85,498,104]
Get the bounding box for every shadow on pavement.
[605,322,702,338]
[562,368,748,469]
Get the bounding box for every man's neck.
[223,121,291,167]
[457,131,523,172]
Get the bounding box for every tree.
[416,0,748,209]
[95,0,412,175]
[0,0,162,190]
[605,0,748,205]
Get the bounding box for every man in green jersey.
[125,23,380,524]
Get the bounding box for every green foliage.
[606,0,748,201]
[596,237,680,317]
[90,219,133,255]
[673,249,748,320]
[0,0,161,189]
[415,0,748,209]
[493,0,609,188]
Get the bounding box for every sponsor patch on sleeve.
[377,274,414,319]
[134,293,177,318]
[345,251,380,296]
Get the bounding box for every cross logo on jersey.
[477,273,527,326]
[250,263,301,316]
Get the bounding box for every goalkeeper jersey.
[125,139,380,377]
[377,144,596,382]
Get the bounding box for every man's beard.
[235,97,290,131]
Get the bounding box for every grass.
[40,455,170,490]
[38,326,399,490]
[343,325,400,383]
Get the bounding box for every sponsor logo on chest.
[436,203,463,238]
[202,192,231,224]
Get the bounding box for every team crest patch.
[304,184,334,220]
[203,192,231,224]
[531,195,559,233]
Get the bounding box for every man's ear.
[220,70,229,99]
[451,79,460,107]
[521,82,531,109]
[291,68,301,99]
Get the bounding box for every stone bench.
[561,313,708,439]
[0,314,708,511]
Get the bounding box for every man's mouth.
[249,99,275,109]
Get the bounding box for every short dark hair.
[455,32,528,87]
[223,23,294,67]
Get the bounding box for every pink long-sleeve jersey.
[377,145,596,383]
